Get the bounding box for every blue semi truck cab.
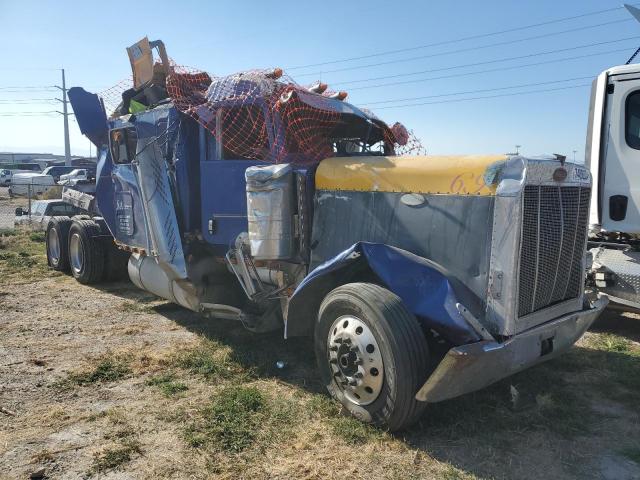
[45,39,606,431]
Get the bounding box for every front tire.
[315,283,430,431]
[68,219,106,284]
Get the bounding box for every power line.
[286,4,637,70]
[363,76,595,106]
[335,38,639,87]
[294,18,635,77]
[0,111,59,116]
[372,83,592,110]
[0,99,58,104]
[344,46,632,91]
[0,86,56,91]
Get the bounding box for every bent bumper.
[415,297,608,402]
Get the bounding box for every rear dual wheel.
[68,219,105,284]
[46,217,72,271]
[315,283,430,431]
[46,218,129,284]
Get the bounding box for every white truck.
[586,60,640,309]
[15,200,83,230]
[8,173,57,197]
[58,168,90,185]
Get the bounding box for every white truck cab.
[586,63,640,232]
[586,63,640,308]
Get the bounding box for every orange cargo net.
[100,63,426,163]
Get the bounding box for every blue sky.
[1,0,639,160]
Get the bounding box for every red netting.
[100,62,423,164]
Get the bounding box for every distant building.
[0,152,96,166]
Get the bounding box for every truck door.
[198,107,269,255]
[601,72,640,232]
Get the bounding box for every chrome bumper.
[415,297,608,402]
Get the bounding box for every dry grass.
[0,228,61,284]
[0,227,639,479]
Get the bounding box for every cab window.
[47,204,76,216]
[625,90,640,149]
[33,203,47,216]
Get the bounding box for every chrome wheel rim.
[328,315,384,406]
[47,228,60,265]
[69,232,83,274]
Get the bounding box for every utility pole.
[515,144,521,155]
[54,69,72,166]
[573,149,577,162]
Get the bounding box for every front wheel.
[315,283,430,431]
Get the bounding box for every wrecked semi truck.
[48,39,606,431]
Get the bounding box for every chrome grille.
[518,185,590,317]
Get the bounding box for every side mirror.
[15,207,24,216]
[110,127,138,164]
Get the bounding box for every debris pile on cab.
[99,37,423,164]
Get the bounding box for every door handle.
[609,195,628,221]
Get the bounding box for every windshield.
[47,203,78,216]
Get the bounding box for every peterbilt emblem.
[573,167,590,181]
[553,167,568,182]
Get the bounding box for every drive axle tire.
[46,216,72,272]
[315,283,430,431]
[68,219,106,284]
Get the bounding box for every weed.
[329,416,383,445]
[185,386,266,452]
[145,373,188,396]
[91,439,141,473]
[621,446,640,464]
[65,359,131,386]
[307,393,340,418]
[174,342,244,380]
[120,301,155,314]
[589,334,631,353]
[29,231,45,242]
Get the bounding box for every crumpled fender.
[285,242,482,345]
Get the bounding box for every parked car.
[58,168,91,185]
[15,200,83,230]
[9,173,57,197]
[0,169,11,186]
[42,165,78,182]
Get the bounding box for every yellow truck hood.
[315,155,507,196]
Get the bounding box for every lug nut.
[354,372,363,379]
[348,379,358,386]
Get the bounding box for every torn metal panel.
[61,187,95,213]
[67,87,107,147]
[288,242,483,345]
[416,297,608,403]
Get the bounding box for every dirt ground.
[0,203,639,479]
